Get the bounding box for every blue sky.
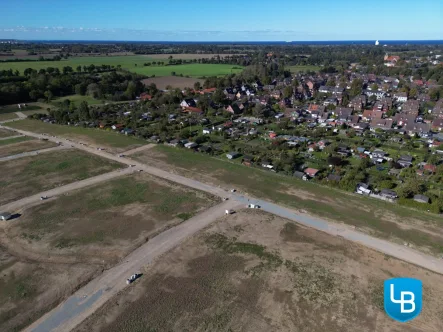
[0,0,442,41]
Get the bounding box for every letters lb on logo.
[384,278,422,323]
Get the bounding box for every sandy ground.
[141,76,205,90]
[74,210,443,332]
[23,201,237,332]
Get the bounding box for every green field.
[134,145,443,255]
[7,119,147,152]
[0,56,243,77]
[0,104,46,115]
[0,136,32,146]
[17,174,216,250]
[0,149,122,206]
[0,113,18,121]
[130,64,243,77]
[288,65,321,73]
[52,94,105,106]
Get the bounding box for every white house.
[184,142,198,149]
[394,92,408,103]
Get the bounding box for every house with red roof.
[304,168,319,178]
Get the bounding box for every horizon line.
[2,39,443,42]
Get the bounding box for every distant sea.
[9,40,443,45]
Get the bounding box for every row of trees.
[0,66,144,105]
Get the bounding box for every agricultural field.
[0,55,243,77]
[287,65,321,73]
[133,145,443,255]
[0,149,122,206]
[0,137,55,158]
[130,64,243,78]
[0,173,216,332]
[7,120,147,152]
[74,209,443,332]
[141,76,205,90]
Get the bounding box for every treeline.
[142,55,250,67]
[0,55,63,63]
[0,67,144,105]
[202,62,289,88]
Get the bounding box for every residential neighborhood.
[29,51,443,213]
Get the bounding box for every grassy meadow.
[0,149,122,205]
[7,119,147,152]
[0,55,243,77]
[134,145,443,255]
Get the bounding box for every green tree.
[193,82,201,90]
[409,87,418,98]
[283,86,293,98]
[78,101,90,121]
[44,90,53,102]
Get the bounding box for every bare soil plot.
[3,173,217,264]
[0,138,55,158]
[0,173,216,332]
[0,246,97,332]
[0,128,15,138]
[0,149,122,206]
[141,76,205,90]
[75,210,443,332]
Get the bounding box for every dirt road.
[4,123,443,331]
[0,145,69,162]
[120,143,155,155]
[0,167,134,213]
[24,200,238,332]
[15,111,27,119]
[0,134,23,141]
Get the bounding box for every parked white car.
[248,204,260,209]
[126,273,141,284]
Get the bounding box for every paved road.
[24,200,238,332]
[0,145,69,162]
[0,167,134,213]
[4,123,443,331]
